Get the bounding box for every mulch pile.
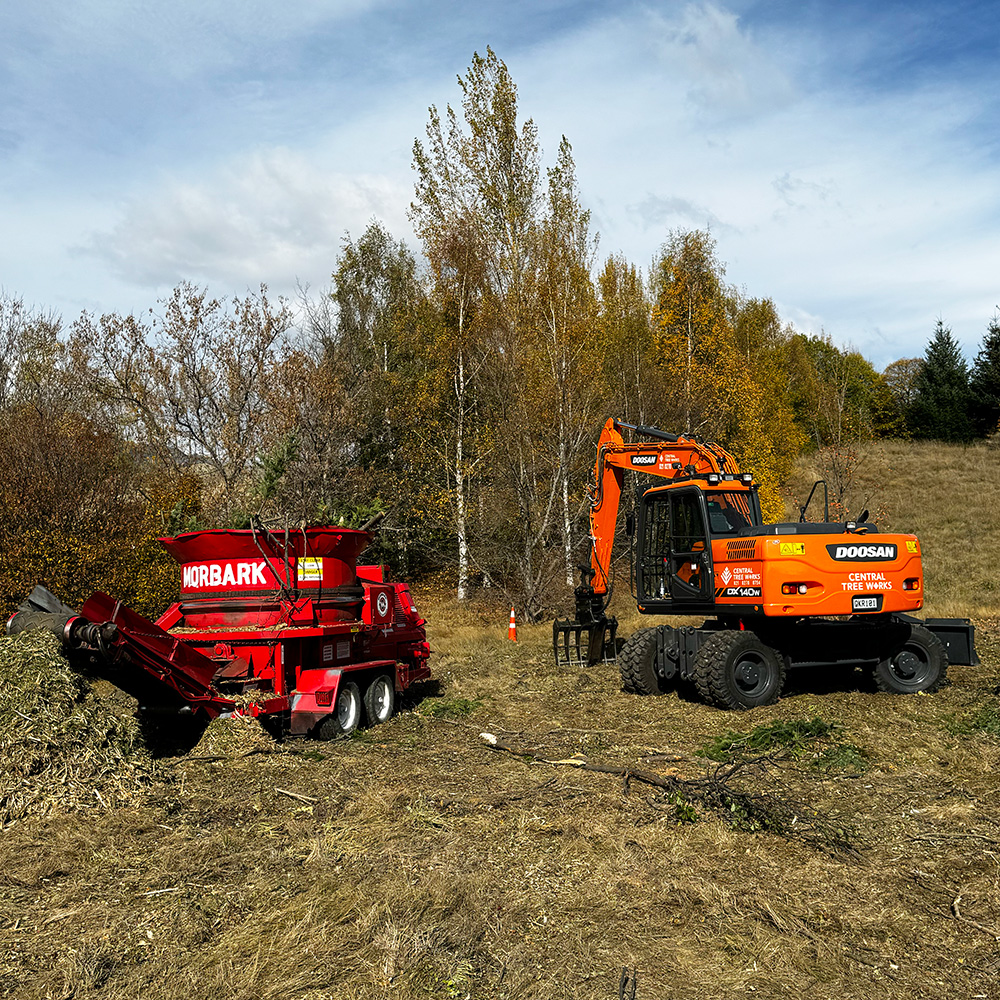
[0,631,154,826]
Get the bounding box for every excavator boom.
[555,417,748,666]
[587,418,743,596]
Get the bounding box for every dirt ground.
[2,589,999,1000]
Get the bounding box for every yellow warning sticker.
[297,557,323,582]
[779,543,805,556]
[906,541,918,553]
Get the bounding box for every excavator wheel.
[874,624,947,695]
[315,681,361,739]
[692,630,785,710]
[618,628,667,695]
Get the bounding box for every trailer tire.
[693,630,785,710]
[874,624,947,695]
[364,674,395,725]
[316,681,361,739]
[619,628,666,695]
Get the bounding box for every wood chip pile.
[0,630,154,826]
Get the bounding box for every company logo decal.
[826,543,897,562]
[630,454,657,466]
[182,560,267,589]
[376,592,390,617]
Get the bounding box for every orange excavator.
[553,418,978,708]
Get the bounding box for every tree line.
[1,49,996,618]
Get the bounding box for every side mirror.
[625,512,635,537]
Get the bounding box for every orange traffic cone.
[508,606,517,641]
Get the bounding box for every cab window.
[705,492,753,535]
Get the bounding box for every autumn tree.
[651,229,731,436]
[649,232,802,521]
[723,294,804,521]
[882,357,922,435]
[524,136,601,585]
[411,47,547,605]
[71,282,293,524]
[0,298,179,614]
[595,254,655,425]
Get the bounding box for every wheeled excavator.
[553,418,978,709]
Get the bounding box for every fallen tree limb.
[952,894,1000,940]
[275,787,318,804]
[479,732,859,856]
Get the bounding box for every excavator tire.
[618,627,667,695]
[873,624,947,694]
[692,630,785,710]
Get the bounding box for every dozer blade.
[553,615,618,667]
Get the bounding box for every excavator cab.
[635,483,762,611]
[637,487,712,604]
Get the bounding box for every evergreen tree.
[907,320,973,442]
[969,314,1000,437]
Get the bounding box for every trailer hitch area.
[552,578,618,667]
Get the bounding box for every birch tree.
[411,47,540,601]
[533,137,600,584]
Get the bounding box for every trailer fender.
[290,667,344,734]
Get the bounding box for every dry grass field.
[2,441,1000,999]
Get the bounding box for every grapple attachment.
[552,579,618,667]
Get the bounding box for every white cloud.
[649,2,795,120]
[86,148,412,293]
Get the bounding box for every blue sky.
[1,0,998,367]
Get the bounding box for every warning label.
[297,558,323,582]
[779,542,805,556]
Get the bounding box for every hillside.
[786,439,1000,619]
[2,441,999,999]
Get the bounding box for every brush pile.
[0,630,154,826]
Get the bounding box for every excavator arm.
[554,417,745,666]
[587,418,742,596]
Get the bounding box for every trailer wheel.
[316,681,361,739]
[364,674,396,725]
[693,631,785,710]
[874,624,947,694]
[619,628,666,695]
